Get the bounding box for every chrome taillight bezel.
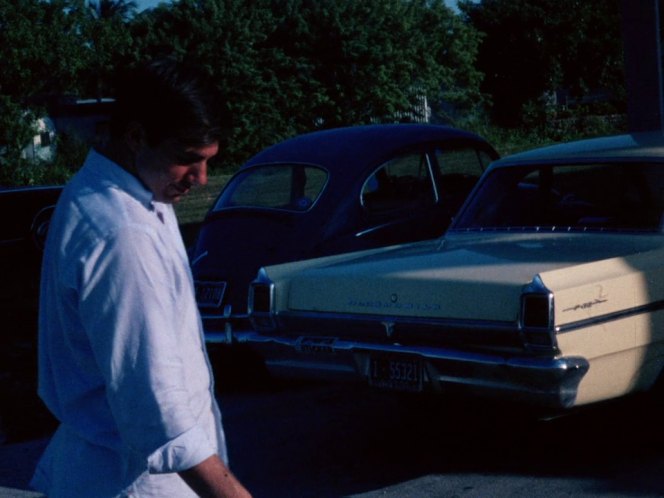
[519,276,558,352]
[248,268,276,331]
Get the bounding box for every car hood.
[279,232,664,322]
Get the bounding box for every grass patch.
[174,174,231,225]
[174,174,231,247]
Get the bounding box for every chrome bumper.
[230,331,590,409]
[202,313,250,344]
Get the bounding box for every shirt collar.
[86,148,156,211]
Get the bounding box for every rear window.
[213,164,327,212]
[453,162,664,232]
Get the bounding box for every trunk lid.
[285,232,663,322]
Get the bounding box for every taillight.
[520,276,557,352]
[248,269,276,331]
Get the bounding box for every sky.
[136,0,165,11]
[135,0,462,13]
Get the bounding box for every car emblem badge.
[382,321,395,338]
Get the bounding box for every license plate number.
[195,281,227,308]
[369,355,423,392]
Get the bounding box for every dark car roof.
[243,124,496,174]
[493,132,664,167]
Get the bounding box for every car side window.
[435,147,491,176]
[214,164,327,212]
[361,152,436,214]
[435,147,491,197]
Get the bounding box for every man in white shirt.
[31,58,251,497]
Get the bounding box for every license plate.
[195,281,227,308]
[368,354,423,392]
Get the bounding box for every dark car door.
[0,187,60,303]
[357,150,442,247]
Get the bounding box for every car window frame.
[359,150,439,216]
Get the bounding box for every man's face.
[134,139,219,204]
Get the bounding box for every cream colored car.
[240,132,664,411]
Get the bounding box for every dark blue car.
[1,185,62,441]
[191,124,498,347]
[0,185,62,305]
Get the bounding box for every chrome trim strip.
[275,309,517,332]
[355,221,404,238]
[190,250,208,268]
[558,299,664,334]
[200,312,250,321]
[426,153,440,203]
[522,274,550,295]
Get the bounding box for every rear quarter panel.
[540,244,664,404]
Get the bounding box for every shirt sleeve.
[78,223,216,473]
[146,425,215,473]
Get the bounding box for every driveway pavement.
[4,382,664,497]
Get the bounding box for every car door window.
[361,152,436,214]
[214,164,327,212]
[435,147,492,197]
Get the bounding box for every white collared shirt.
[31,149,227,497]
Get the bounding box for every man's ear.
[124,122,146,153]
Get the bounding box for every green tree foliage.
[460,0,625,127]
[0,0,90,100]
[86,0,137,97]
[0,95,37,183]
[129,0,484,167]
[266,0,484,127]
[129,0,291,167]
[1,0,628,184]
[0,0,91,178]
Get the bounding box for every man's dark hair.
[110,58,221,147]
